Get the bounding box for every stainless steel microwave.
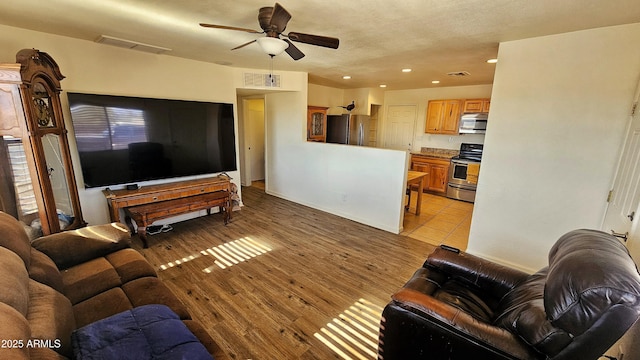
[459,113,488,134]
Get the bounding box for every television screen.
[67,93,237,188]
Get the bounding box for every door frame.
[601,73,640,261]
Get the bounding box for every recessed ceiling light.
[402,68,412,73]
[342,75,351,79]
[432,80,440,84]
[379,84,387,88]
[487,58,498,64]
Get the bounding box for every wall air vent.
[243,72,281,88]
[447,71,471,77]
[95,35,171,54]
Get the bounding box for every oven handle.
[448,183,477,191]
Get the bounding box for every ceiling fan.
[200,2,339,60]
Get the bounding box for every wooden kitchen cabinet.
[410,154,450,194]
[463,98,491,113]
[425,100,463,135]
[307,106,328,142]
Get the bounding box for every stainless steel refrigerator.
[326,114,371,146]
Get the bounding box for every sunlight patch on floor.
[157,237,272,272]
[158,254,200,270]
[314,298,383,360]
[202,236,272,272]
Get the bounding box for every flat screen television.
[67,93,237,188]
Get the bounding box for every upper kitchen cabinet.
[463,98,491,113]
[425,100,462,135]
[307,106,328,142]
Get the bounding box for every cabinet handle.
[611,230,628,242]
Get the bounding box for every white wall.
[268,87,409,233]
[308,84,385,116]
[343,88,373,115]
[0,24,246,226]
[308,83,345,115]
[0,25,409,234]
[383,85,492,150]
[468,23,640,272]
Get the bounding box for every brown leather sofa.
[0,211,224,359]
[378,229,640,360]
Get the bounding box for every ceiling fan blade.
[287,32,339,49]
[231,39,256,51]
[200,23,261,34]
[284,39,305,60]
[270,3,292,33]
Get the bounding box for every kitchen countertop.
[411,147,459,159]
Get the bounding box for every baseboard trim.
[265,189,402,234]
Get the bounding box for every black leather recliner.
[378,229,640,360]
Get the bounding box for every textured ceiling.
[0,0,639,90]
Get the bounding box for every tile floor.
[402,191,473,250]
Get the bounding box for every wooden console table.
[103,176,232,246]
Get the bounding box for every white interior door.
[602,80,640,261]
[246,99,265,182]
[384,105,416,150]
[240,98,265,186]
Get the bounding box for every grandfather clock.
[16,48,85,234]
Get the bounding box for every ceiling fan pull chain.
[269,54,275,85]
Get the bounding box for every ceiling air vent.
[95,35,171,54]
[243,72,281,88]
[447,71,471,77]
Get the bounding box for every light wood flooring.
[133,184,436,359]
[402,190,473,251]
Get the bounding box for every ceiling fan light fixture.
[256,37,288,56]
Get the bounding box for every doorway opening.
[239,97,266,189]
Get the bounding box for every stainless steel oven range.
[447,143,483,202]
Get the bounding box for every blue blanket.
[71,304,214,360]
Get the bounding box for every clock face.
[33,97,53,127]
